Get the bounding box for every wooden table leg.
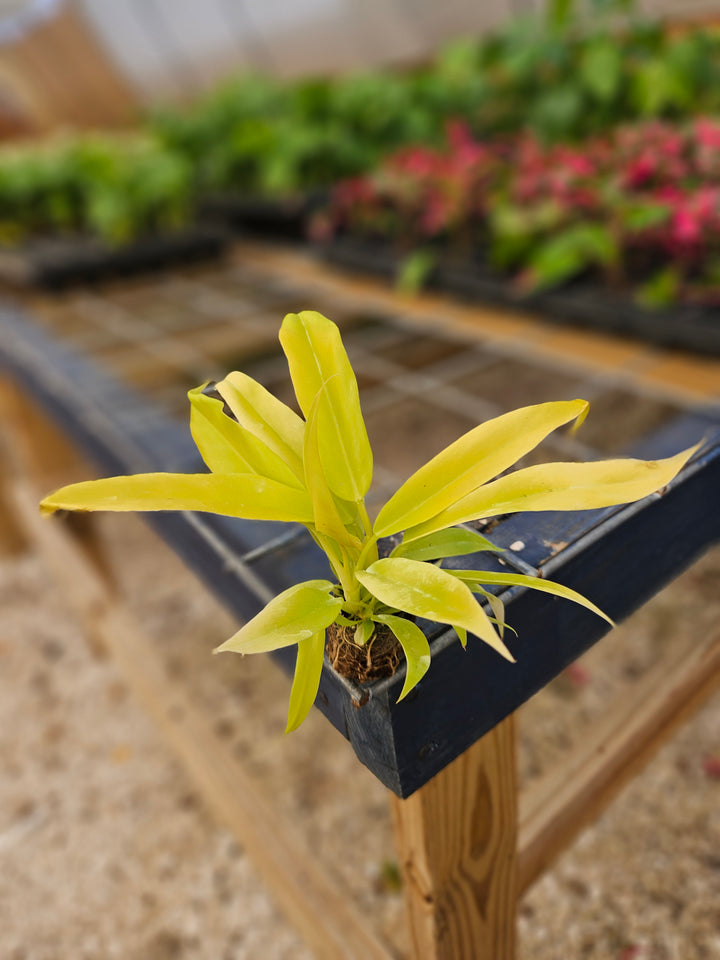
[391,715,518,960]
[0,458,27,555]
[0,381,29,555]
[0,377,113,655]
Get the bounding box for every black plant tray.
[0,225,229,290]
[4,305,719,797]
[199,191,325,241]
[320,235,406,282]
[320,238,720,356]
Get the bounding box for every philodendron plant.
[41,311,695,731]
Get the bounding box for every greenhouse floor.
[2,245,719,960]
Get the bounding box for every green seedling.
[41,312,695,730]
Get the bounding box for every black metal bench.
[2,301,719,960]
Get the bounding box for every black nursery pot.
[0,226,228,290]
[199,190,327,241]
[318,235,401,280]
[318,235,720,357]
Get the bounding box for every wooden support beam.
[517,633,720,896]
[0,375,117,618]
[0,423,28,554]
[0,473,28,554]
[0,378,84,486]
[391,716,517,960]
[0,1,137,133]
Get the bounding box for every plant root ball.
[326,621,402,684]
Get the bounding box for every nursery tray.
[0,226,229,290]
[199,191,325,241]
[320,238,720,356]
[2,306,719,797]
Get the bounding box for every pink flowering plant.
[324,122,504,249]
[324,118,720,307]
[491,119,720,304]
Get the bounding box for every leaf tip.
[187,380,208,399]
[212,639,241,656]
[569,399,591,436]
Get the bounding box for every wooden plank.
[0,3,136,132]
[0,378,87,486]
[0,60,44,135]
[0,463,27,554]
[1,376,110,651]
[7,468,396,960]
[0,381,27,553]
[0,40,69,132]
[46,3,137,126]
[4,14,89,129]
[517,633,720,896]
[391,716,517,960]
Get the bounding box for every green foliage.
[143,0,720,200]
[0,134,192,244]
[150,74,286,194]
[457,4,720,143]
[150,67,448,197]
[5,2,720,243]
[635,267,681,309]
[578,40,622,104]
[523,224,619,291]
[41,312,695,730]
[397,249,437,294]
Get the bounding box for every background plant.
[41,311,694,731]
[3,0,720,243]
[448,0,720,143]
[325,116,720,307]
[145,0,720,200]
[0,133,193,245]
[151,71,455,198]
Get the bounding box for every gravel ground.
[2,513,718,960]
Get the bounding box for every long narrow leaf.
[189,385,302,488]
[404,445,698,541]
[285,631,326,733]
[215,580,342,655]
[280,311,372,501]
[469,584,508,637]
[374,399,589,537]
[356,558,514,661]
[304,385,361,552]
[391,527,502,562]
[217,371,305,480]
[40,473,315,524]
[374,613,431,701]
[449,569,613,625]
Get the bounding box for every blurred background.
[0,0,718,122]
[1,2,719,959]
[3,0,720,310]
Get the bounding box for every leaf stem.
[357,499,373,539]
[356,532,379,572]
